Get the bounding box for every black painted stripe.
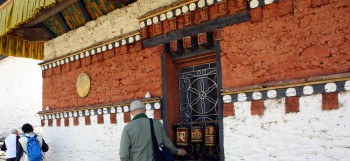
[224,80,349,103]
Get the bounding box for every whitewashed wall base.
[42,111,158,161]
[224,91,350,161]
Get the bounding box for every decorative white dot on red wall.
[115,42,120,48]
[182,6,189,13]
[249,0,280,9]
[207,0,214,5]
[345,81,350,90]
[103,108,108,114]
[146,104,152,110]
[123,106,129,112]
[286,88,297,97]
[160,14,166,21]
[80,53,85,58]
[325,83,337,93]
[97,47,101,53]
[129,37,134,43]
[264,0,274,5]
[303,86,314,95]
[175,9,182,16]
[154,103,160,109]
[140,21,145,28]
[223,95,232,103]
[166,11,173,19]
[198,0,205,8]
[135,35,140,41]
[189,3,196,11]
[69,56,74,62]
[153,17,159,24]
[111,107,116,113]
[97,109,102,115]
[122,40,126,45]
[252,92,262,100]
[250,0,259,8]
[237,93,247,102]
[90,110,96,115]
[146,19,152,26]
[267,90,277,99]
[102,46,107,52]
[117,106,122,113]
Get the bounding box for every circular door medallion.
[76,73,91,97]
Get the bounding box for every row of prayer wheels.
[176,125,217,147]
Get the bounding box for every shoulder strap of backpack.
[149,119,159,148]
[24,135,29,139]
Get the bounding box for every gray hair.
[9,128,17,134]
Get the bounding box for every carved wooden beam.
[15,28,52,41]
[105,0,136,5]
[22,0,80,27]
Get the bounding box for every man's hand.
[177,149,187,156]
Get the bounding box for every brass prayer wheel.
[191,126,203,143]
[176,127,190,146]
[204,125,217,147]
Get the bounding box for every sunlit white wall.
[0,56,42,137]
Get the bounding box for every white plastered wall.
[224,92,350,161]
[0,57,42,137]
[44,0,178,60]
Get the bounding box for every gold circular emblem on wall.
[76,73,91,97]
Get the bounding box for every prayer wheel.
[176,127,190,146]
[191,126,203,143]
[204,125,217,146]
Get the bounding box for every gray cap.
[130,100,145,111]
[9,128,17,134]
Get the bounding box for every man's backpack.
[25,134,43,161]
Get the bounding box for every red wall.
[221,0,350,88]
[43,42,163,110]
[43,0,350,109]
